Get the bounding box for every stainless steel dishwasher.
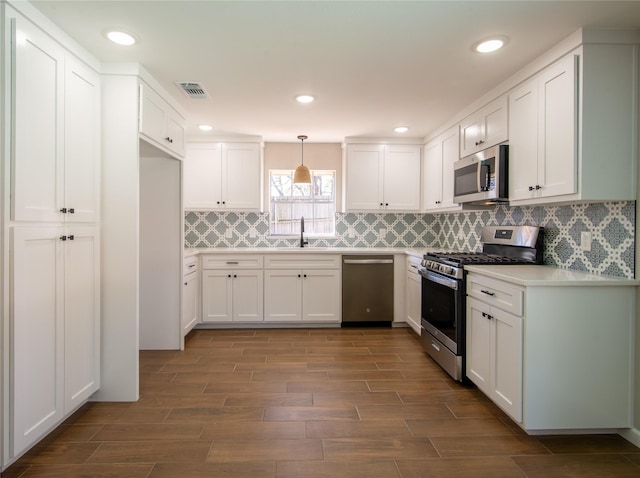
[342,255,394,326]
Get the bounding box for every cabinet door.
[383,145,421,211]
[139,84,167,147]
[460,114,483,158]
[302,270,340,322]
[440,127,459,209]
[465,297,492,396]
[508,78,539,201]
[538,54,578,198]
[405,270,421,334]
[482,96,508,150]
[183,273,199,334]
[166,109,186,158]
[202,270,233,322]
[422,140,443,210]
[64,227,100,413]
[222,143,261,210]
[345,145,384,210]
[184,143,223,209]
[492,308,522,422]
[64,57,100,223]
[12,15,65,222]
[11,227,65,456]
[232,270,264,322]
[264,270,302,321]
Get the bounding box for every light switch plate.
[581,231,592,251]
[225,229,233,239]
[348,227,355,239]
[249,229,257,239]
[379,227,386,236]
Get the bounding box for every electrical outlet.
[348,226,355,239]
[225,229,233,239]
[379,227,387,236]
[581,231,592,251]
[458,231,465,241]
[249,229,257,239]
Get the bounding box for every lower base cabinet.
[466,270,634,432]
[11,226,100,457]
[264,269,341,322]
[202,269,264,322]
[405,256,422,335]
[466,296,522,421]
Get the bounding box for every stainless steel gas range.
[419,225,544,381]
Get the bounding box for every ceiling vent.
[175,81,209,99]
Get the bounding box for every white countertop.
[464,264,639,286]
[185,247,428,258]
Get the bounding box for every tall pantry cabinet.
[1,2,101,467]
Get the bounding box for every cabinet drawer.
[201,254,264,270]
[467,273,524,316]
[407,255,422,275]
[264,254,340,270]
[184,255,198,276]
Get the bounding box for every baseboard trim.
[620,427,640,447]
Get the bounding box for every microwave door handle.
[478,163,491,191]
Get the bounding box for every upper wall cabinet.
[345,144,421,212]
[423,126,462,212]
[139,83,186,158]
[184,142,262,211]
[459,96,508,157]
[508,44,637,205]
[11,16,100,223]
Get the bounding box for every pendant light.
[293,135,311,184]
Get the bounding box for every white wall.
[94,74,139,401]
[139,153,182,350]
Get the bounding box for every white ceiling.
[31,0,640,143]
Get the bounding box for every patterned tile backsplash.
[185,201,636,278]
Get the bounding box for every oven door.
[420,269,463,354]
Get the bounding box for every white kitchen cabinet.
[466,296,522,421]
[422,126,461,212]
[264,254,341,323]
[11,16,100,223]
[509,54,577,201]
[459,96,508,158]
[466,268,634,431]
[139,83,186,158]
[345,144,421,211]
[508,44,637,205]
[405,255,421,335]
[184,142,261,210]
[182,256,199,334]
[202,270,264,322]
[11,226,100,457]
[201,255,264,322]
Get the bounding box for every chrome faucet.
[300,216,308,248]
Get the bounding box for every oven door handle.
[421,270,458,290]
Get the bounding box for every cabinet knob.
[60,235,67,241]
[298,274,301,278]
[528,186,534,191]
[222,201,226,205]
[164,136,173,144]
[303,274,307,278]
[385,203,389,207]
[69,208,75,214]
[68,235,74,241]
[380,203,383,207]
[60,207,68,213]
[233,274,237,278]
[535,185,542,190]
[475,140,485,146]
[217,201,221,205]
[184,282,188,286]
[228,274,231,278]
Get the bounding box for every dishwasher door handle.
[343,259,394,265]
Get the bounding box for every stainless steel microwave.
[453,144,508,205]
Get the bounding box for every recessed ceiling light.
[473,36,508,53]
[106,30,137,46]
[394,126,409,133]
[295,95,315,104]
[198,124,213,132]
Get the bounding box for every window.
[270,170,336,236]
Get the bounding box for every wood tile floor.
[5,327,640,477]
